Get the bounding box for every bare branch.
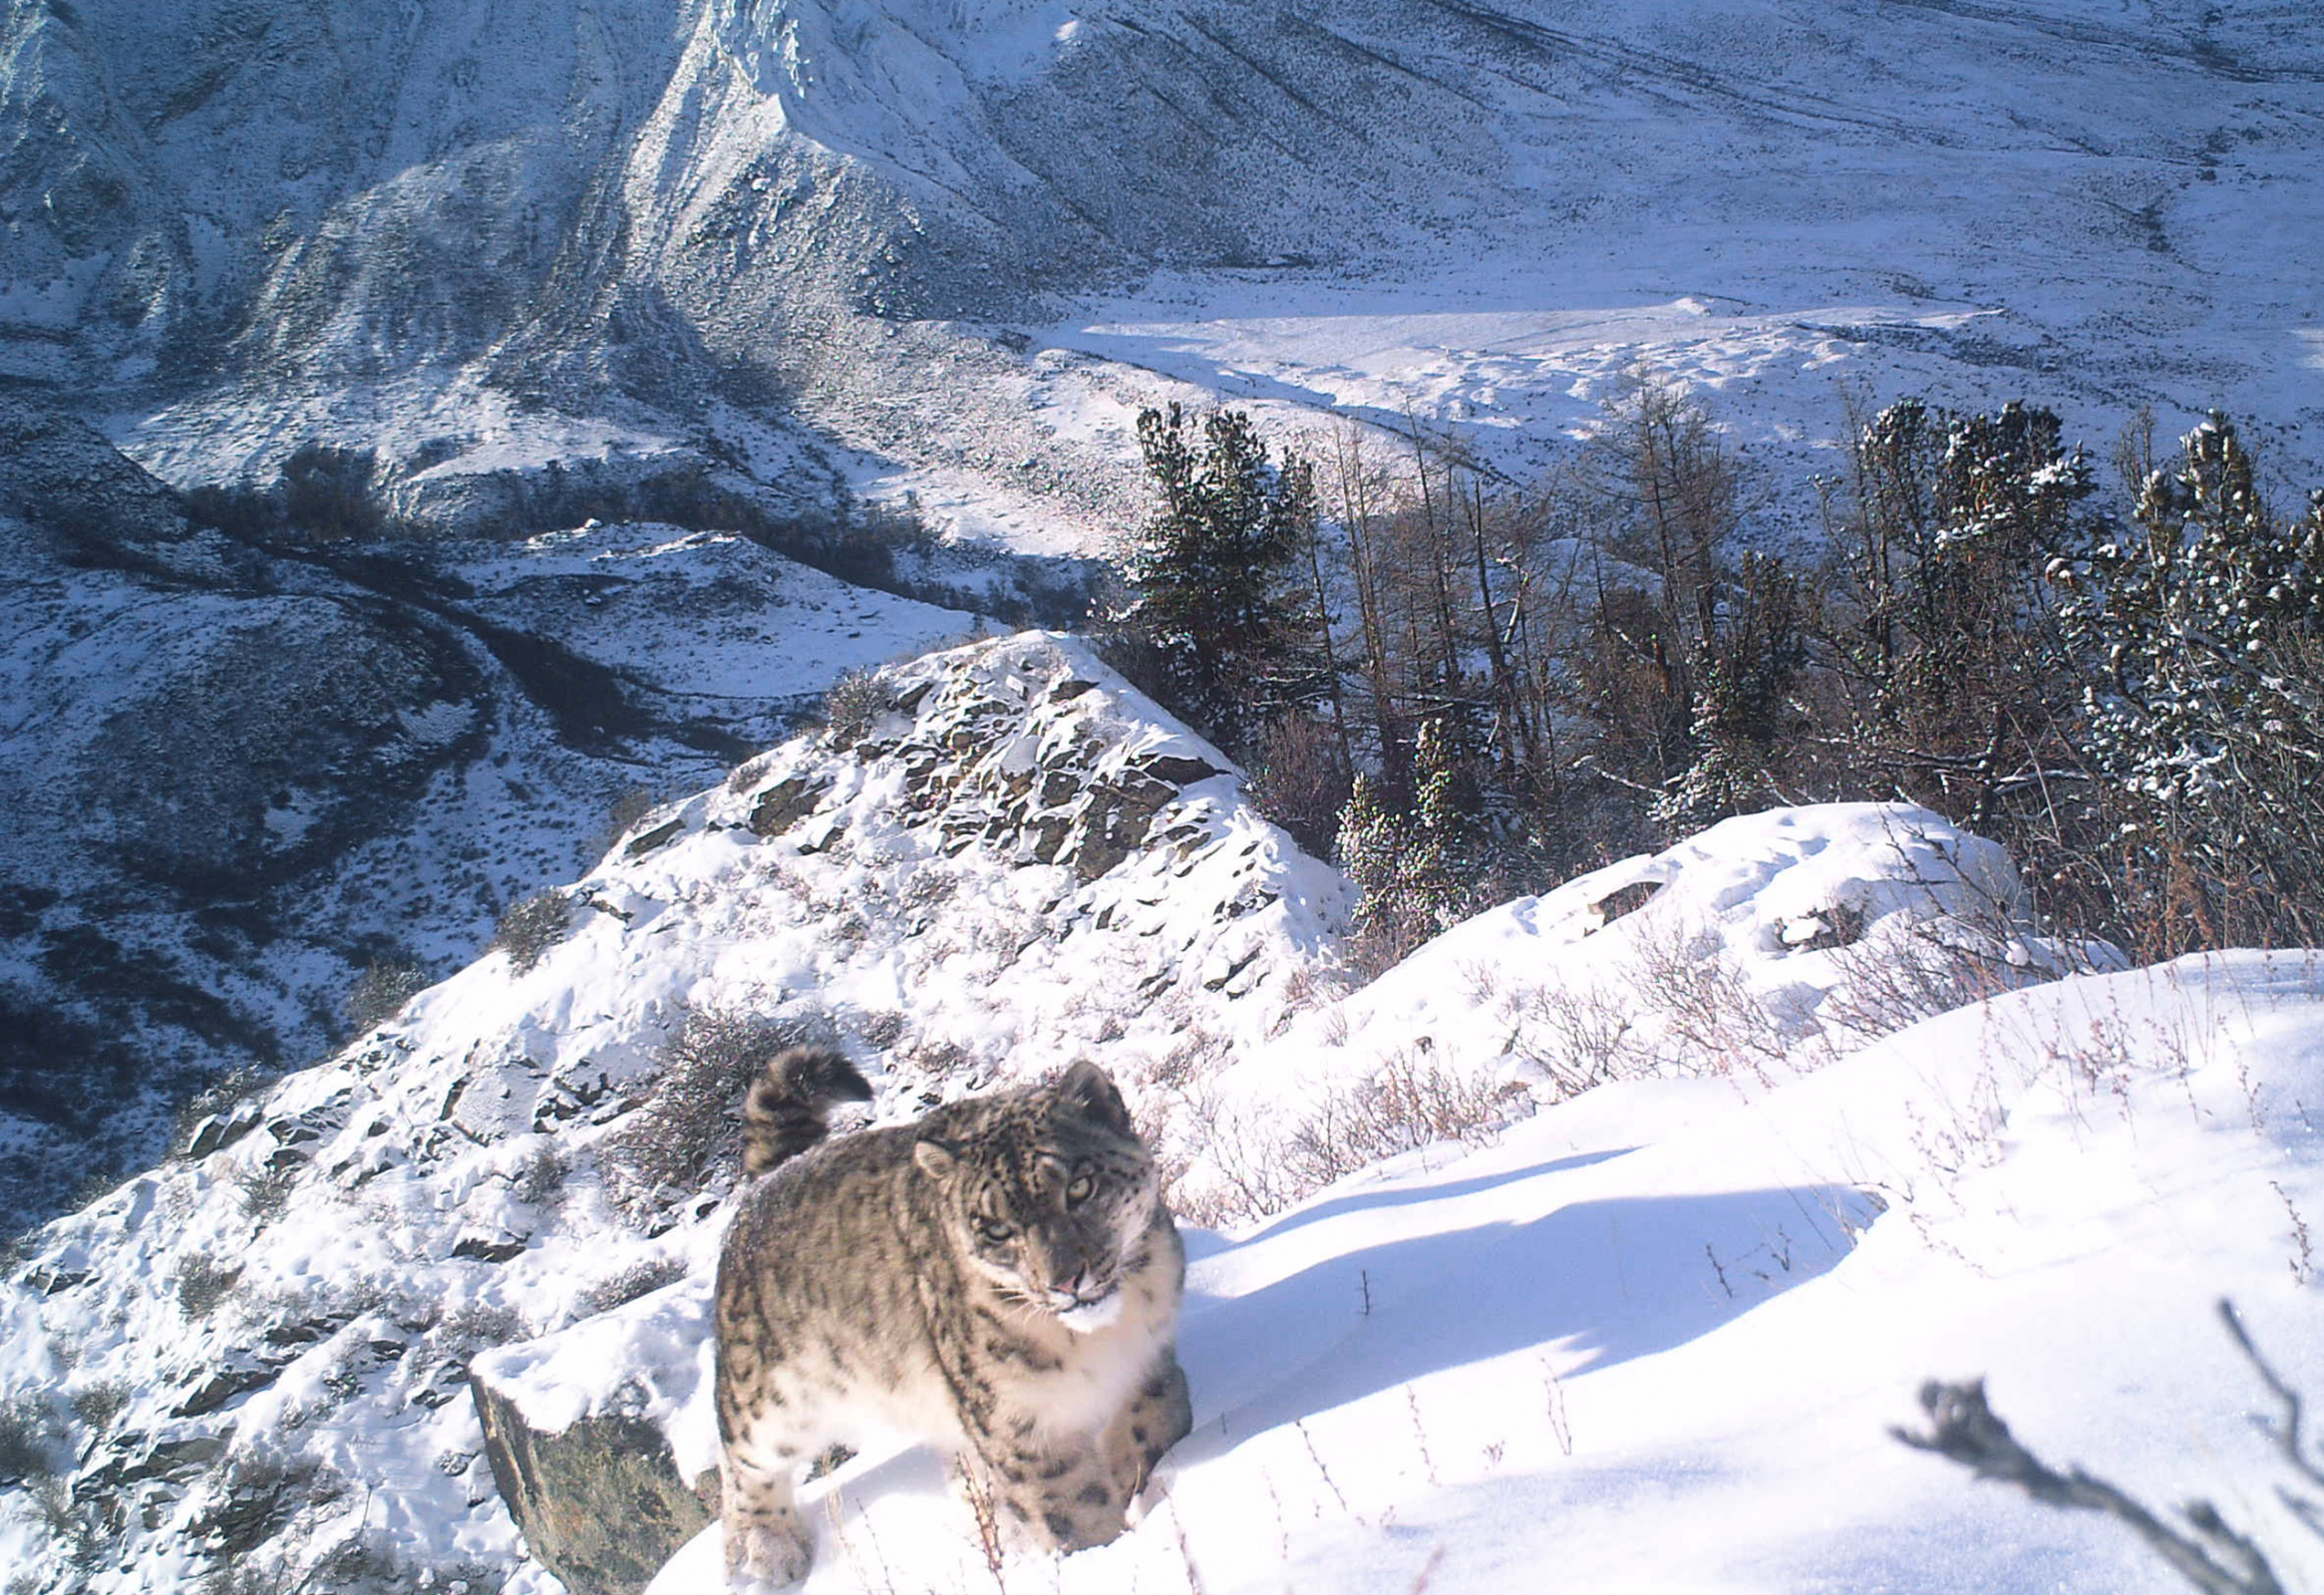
[1894,1380,2286,1595]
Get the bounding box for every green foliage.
[1337,719,1488,969]
[1657,551,1810,833]
[1123,405,1322,752]
[1825,398,2101,830]
[2059,413,2324,946]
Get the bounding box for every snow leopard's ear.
[913,1137,958,1178]
[1055,1061,1133,1137]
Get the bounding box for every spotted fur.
[713,1060,1191,1592]
[741,1046,874,1177]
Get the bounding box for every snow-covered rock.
[0,407,970,1229]
[1167,801,2116,1223]
[0,630,1346,1589]
[471,1280,719,1595]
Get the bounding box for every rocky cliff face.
[0,632,1347,1588]
[0,397,968,1230]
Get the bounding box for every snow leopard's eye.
[977,1216,1016,1245]
[1065,1173,1095,1205]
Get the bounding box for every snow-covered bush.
[1337,720,1489,973]
[2061,412,2324,950]
[598,1009,831,1219]
[171,1251,243,1318]
[0,1394,61,1482]
[489,890,571,974]
[343,959,428,1034]
[820,666,893,749]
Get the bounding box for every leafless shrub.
[168,1067,269,1158]
[506,1143,566,1212]
[1280,962,1352,1017]
[1625,912,1790,1073]
[1244,713,1355,856]
[173,1252,245,1318]
[901,869,958,911]
[1281,1053,1528,1193]
[234,1159,298,1221]
[853,1009,907,1050]
[823,668,893,750]
[1148,1025,1231,1092]
[0,1394,61,1480]
[600,1008,830,1219]
[432,1301,525,1366]
[1162,1087,1303,1227]
[344,959,429,1033]
[1511,981,1653,1098]
[604,784,659,841]
[68,1381,130,1435]
[726,753,776,795]
[492,891,572,974]
[574,1255,691,1319]
[1821,917,2033,1046]
[899,1035,974,1079]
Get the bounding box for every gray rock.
[471,1373,714,1595]
[470,1280,719,1595]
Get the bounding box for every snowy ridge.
[12,637,2305,1594]
[0,416,973,1227]
[0,632,1347,1588]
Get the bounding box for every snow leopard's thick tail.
[742,1046,875,1176]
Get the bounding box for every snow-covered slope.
[646,947,2324,1595]
[8,0,2317,544]
[0,632,1349,1587]
[13,667,2288,1595]
[0,402,973,1229]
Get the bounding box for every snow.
[641,948,2324,1595]
[2,632,2317,1591]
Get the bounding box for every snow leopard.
[713,1048,1193,1592]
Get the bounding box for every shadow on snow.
[1175,1174,1879,1448]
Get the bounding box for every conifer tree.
[1336,718,1486,965]
[2059,413,2324,943]
[1123,405,1319,753]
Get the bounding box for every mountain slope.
[0,399,971,1229]
[0,632,1349,1588]
[11,641,2272,1593]
[5,0,2314,539]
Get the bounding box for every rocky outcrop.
[470,1282,718,1595]
[0,628,1347,1592]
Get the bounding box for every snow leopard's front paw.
[724,1517,814,1593]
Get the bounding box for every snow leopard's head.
[913,1061,1164,1334]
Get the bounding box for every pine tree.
[1336,718,1485,965]
[1658,551,1808,834]
[1122,405,1319,752]
[2059,413,2324,944]
[1827,398,2100,831]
